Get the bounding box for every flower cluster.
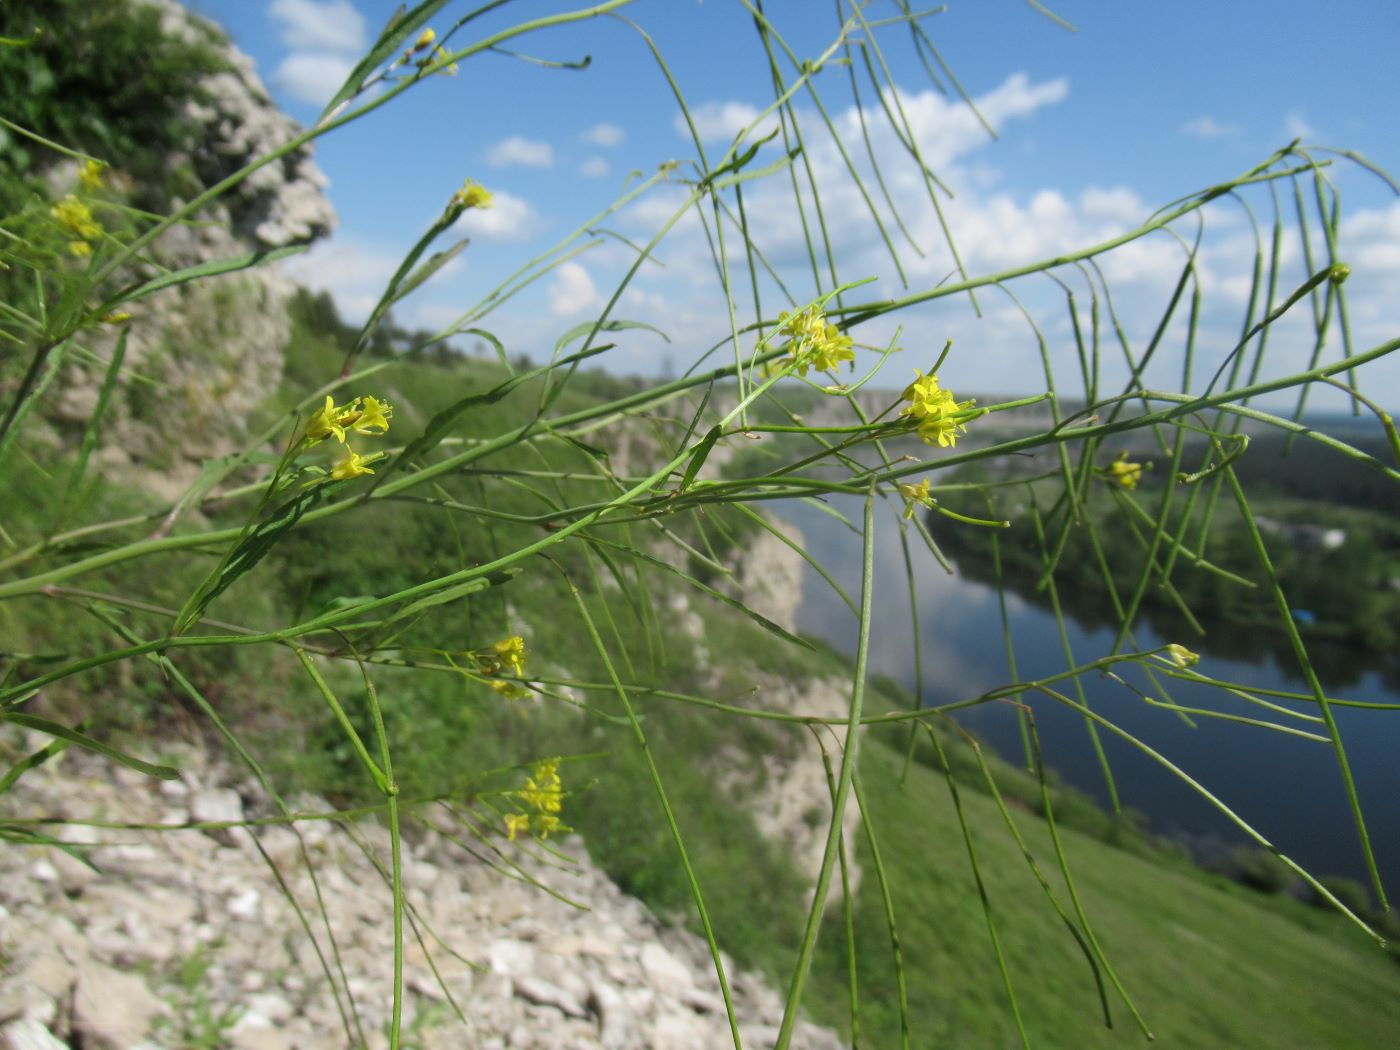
[51,195,103,257]
[79,159,105,192]
[897,477,936,520]
[450,179,493,211]
[900,370,975,448]
[492,635,526,676]
[504,757,569,842]
[1105,451,1146,490]
[391,26,458,76]
[463,635,531,700]
[303,394,393,480]
[776,306,854,377]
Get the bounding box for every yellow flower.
[413,27,436,51]
[330,449,380,480]
[897,478,935,520]
[306,394,391,444]
[1107,452,1144,490]
[1163,643,1200,669]
[79,159,105,191]
[504,813,530,841]
[777,306,854,377]
[348,394,392,436]
[917,411,969,449]
[68,241,92,258]
[432,45,458,75]
[517,757,563,815]
[52,195,102,242]
[900,370,945,420]
[307,396,350,443]
[493,635,526,676]
[490,679,531,701]
[534,813,562,839]
[901,369,974,449]
[451,180,493,211]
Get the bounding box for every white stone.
[488,938,537,978]
[513,976,589,1019]
[228,1012,294,1050]
[243,994,293,1025]
[27,861,58,885]
[226,889,260,918]
[190,788,244,826]
[71,958,163,1049]
[639,942,693,995]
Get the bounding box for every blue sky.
[181,0,1400,405]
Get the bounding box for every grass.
[807,731,1400,1047]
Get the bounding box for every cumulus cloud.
[268,0,367,52]
[486,136,555,168]
[676,100,780,143]
[1181,115,1241,140]
[267,0,368,106]
[549,262,602,316]
[272,52,357,106]
[860,73,1069,169]
[453,190,539,242]
[579,156,610,178]
[582,122,626,147]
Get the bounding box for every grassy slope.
[814,733,1399,1047]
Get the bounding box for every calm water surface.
[781,494,1400,895]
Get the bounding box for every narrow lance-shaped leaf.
[319,0,455,122]
[99,245,307,313]
[0,712,178,781]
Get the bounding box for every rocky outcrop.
[0,737,844,1049]
[711,672,864,911]
[51,0,335,498]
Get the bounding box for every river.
[780,493,1400,898]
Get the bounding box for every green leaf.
[679,426,722,492]
[554,319,670,354]
[391,238,469,304]
[176,484,328,632]
[55,329,127,532]
[386,569,518,625]
[0,721,80,794]
[100,245,307,311]
[0,712,178,780]
[460,327,510,372]
[0,826,103,876]
[320,0,454,122]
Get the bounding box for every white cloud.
[271,52,356,106]
[677,100,779,143]
[582,122,626,148]
[549,262,601,315]
[268,0,367,53]
[1285,111,1316,140]
[486,136,555,168]
[580,156,610,178]
[864,74,1069,169]
[1181,115,1240,140]
[453,190,539,242]
[283,239,400,321]
[267,0,368,106]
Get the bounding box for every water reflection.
[782,493,1400,894]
